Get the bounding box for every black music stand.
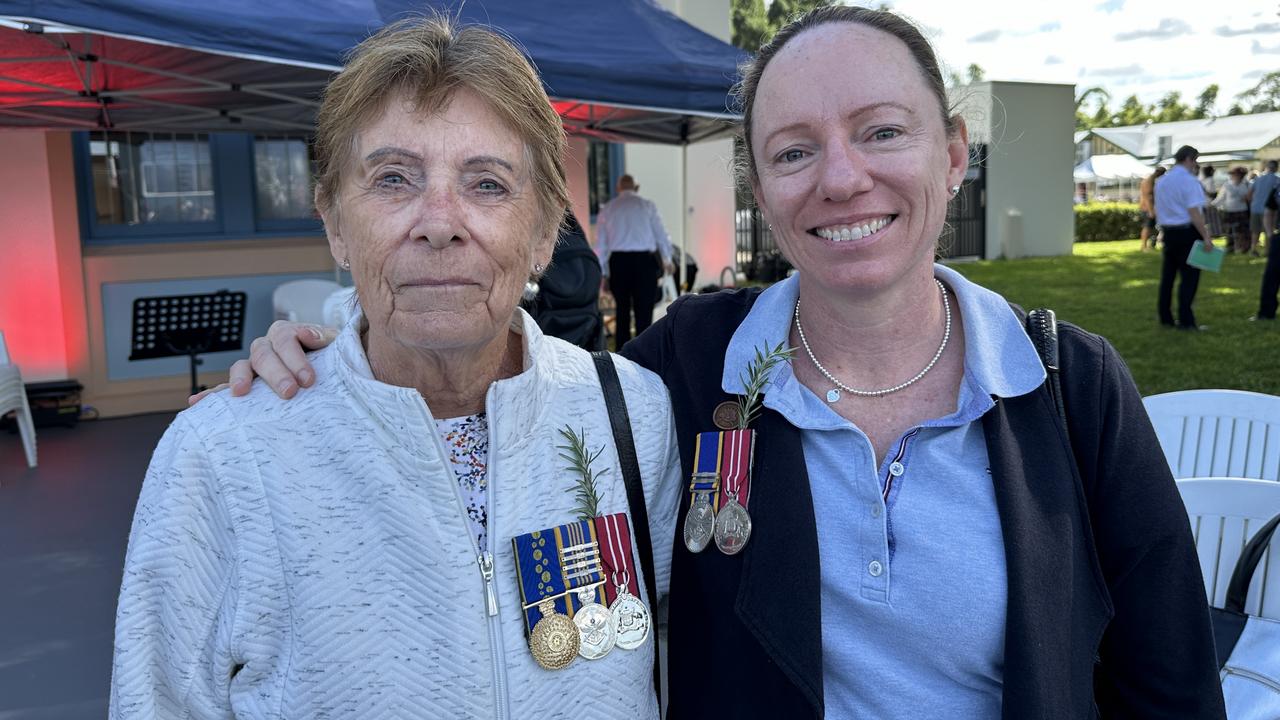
[128,290,248,396]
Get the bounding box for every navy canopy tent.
[0,0,746,143]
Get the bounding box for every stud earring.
[340,257,351,270]
[949,185,961,197]
[534,263,545,274]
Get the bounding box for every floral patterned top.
[436,413,490,550]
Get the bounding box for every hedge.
[1074,202,1142,243]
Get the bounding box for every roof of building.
[1087,111,1280,160]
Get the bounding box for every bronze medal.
[712,400,741,430]
[530,598,579,670]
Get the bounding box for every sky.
[870,0,1278,114]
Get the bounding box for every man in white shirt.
[1154,145,1215,330]
[597,175,674,346]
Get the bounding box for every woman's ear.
[317,187,348,269]
[946,116,970,190]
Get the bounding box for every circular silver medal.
[683,493,716,553]
[611,590,652,650]
[574,594,616,660]
[714,493,752,555]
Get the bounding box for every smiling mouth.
[811,215,896,242]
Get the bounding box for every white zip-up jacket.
[110,309,681,719]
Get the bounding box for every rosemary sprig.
[735,341,794,429]
[557,425,608,520]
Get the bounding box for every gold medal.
[712,400,741,430]
[530,598,579,670]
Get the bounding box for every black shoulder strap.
[590,350,662,697]
[1026,308,1069,443]
[1226,512,1280,613]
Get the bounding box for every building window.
[88,131,216,226]
[253,135,315,223]
[76,131,323,244]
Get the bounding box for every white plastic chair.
[1178,477,1280,619]
[322,285,358,330]
[1144,390,1280,481]
[273,279,342,325]
[0,330,37,468]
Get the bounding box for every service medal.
[713,491,752,555]
[530,598,579,670]
[712,400,741,430]
[611,590,652,650]
[574,587,616,660]
[683,490,716,553]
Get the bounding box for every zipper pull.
[478,552,498,617]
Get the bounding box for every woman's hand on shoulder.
[187,321,339,405]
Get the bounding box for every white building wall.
[981,82,1075,258]
[621,0,737,286]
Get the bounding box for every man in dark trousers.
[1155,145,1215,330]
[597,174,674,347]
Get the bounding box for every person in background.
[1139,166,1166,251]
[1214,166,1252,254]
[219,7,1225,718]
[596,174,674,347]
[1200,165,1223,240]
[1247,160,1279,257]
[1154,145,1214,330]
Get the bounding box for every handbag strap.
[590,350,661,696]
[1026,308,1069,442]
[1225,512,1280,613]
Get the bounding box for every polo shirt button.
[889,461,905,477]
[868,560,883,577]
[871,505,882,519]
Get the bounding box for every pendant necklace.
[794,278,952,403]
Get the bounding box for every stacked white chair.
[1144,390,1280,481]
[0,330,37,468]
[1177,477,1280,619]
[272,279,342,326]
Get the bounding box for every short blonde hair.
[314,16,569,235]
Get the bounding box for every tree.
[731,0,833,51]
[1074,86,1110,130]
[1153,91,1191,123]
[731,0,770,53]
[966,63,985,84]
[1236,71,1280,114]
[1193,84,1219,119]
[1114,94,1150,127]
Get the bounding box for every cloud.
[1088,64,1143,77]
[1096,0,1124,12]
[1243,70,1265,79]
[1038,21,1061,32]
[1252,39,1280,55]
[1115,18,1192,41]
[1045,55,1063,65]
[968,29,1001,42]
[1215,22,1280,37]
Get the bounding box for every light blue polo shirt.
[721,265,1045,719]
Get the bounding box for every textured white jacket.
[111,310,681,719]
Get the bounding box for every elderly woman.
[112,18,680,719]
[219,7,1224,719]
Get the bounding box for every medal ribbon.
[689,431,723,509]
[718,429,755,512]
[512,519,603,634]
[593,511,640,606]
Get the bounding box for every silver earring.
[949,185,961,197]
[534,263,545,274]
[340,257,351,270]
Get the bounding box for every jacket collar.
[331,307,557,446]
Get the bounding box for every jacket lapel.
[734,407,825,715]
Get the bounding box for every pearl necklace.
[794,279,952,402]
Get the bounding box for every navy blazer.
[623,289,1224,719]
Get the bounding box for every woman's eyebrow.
[463,155,515,173]
[364,147,423,164]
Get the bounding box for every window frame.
[74,131,322,246]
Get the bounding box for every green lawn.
[947,239,1277,397]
